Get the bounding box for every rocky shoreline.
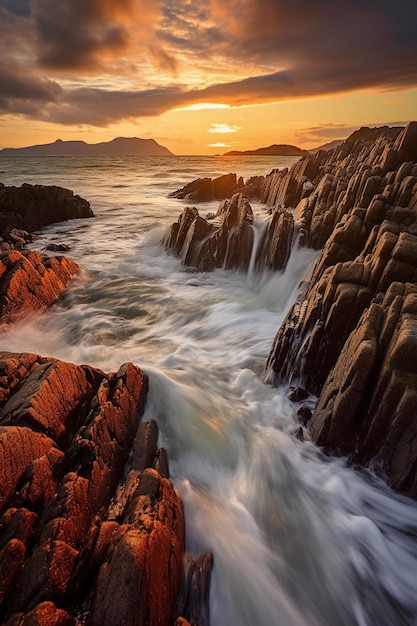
[165,121,417,498]
[1,122,417,623]
[0,184,210,625]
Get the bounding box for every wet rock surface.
[164,193,254,271]
[0,352,193,625]
[265,122,417,498]
[0,183,95,323]
[164,193,296,273]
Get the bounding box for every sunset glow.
[1,0,416,154]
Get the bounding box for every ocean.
[1,154,417,625]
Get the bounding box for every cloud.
[31,0,164,72]
[208,142,229,148]
[176,103,230,111]
[0,0,416,127]
[0,0,30,17]
[208,123,243,133]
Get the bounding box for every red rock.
[1,360,103,444]
[90,469,185,626]
[0,426,56,512]
[0,539,26,604]
[0,250,80,322]
[5,601,76,626]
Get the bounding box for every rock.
[170,173,240,201]
[262,157,320,209]
[4,601,76,625]
[0,351,194,625]
[0,184,93,233]
[0,352,162,623]
[163,206,200,255]
[0,250,80,322]
[297,406,312,425]
[0,226,38,252]
[393,121,417,165]
[177,552,213,626]
[255,208,295,271]
[165,193,254,272]
[89,469,185,626]
[0,426,56,512]
[45,244,71,252]
[309,286,417,497]
[287,387,309,403]
[265,122,417,499]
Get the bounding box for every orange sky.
[1,0,416,154]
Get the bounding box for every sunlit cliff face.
[0,0,416,153]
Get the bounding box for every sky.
[0,0,416,154]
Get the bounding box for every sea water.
[1,154,417,625]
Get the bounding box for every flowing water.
[1,155,417,626]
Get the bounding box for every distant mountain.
[309,139,344,154]
[223,144,309,157]
[0,137,174,156]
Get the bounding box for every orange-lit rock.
[0,250,80,322]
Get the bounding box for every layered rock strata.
[0,353,188,625]
[266,122,417,497]
[164,193,254,271]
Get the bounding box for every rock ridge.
[0,352,205,625]
[265,121,417,498]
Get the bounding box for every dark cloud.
[0,62,61,102]
[32,0,135,70]
[0,0,31,17]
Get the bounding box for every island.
[223,143,309,156]
[0,137,174,157]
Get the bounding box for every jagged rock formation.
[164,193,254,271]
[0,352,188,625]
[265,122,417,498]
[0,183,94,233]
[0,227,39,252]
[177,552,213,626]
[164,193,296,273]
[0,250,80,322]
[262,157,321,212]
